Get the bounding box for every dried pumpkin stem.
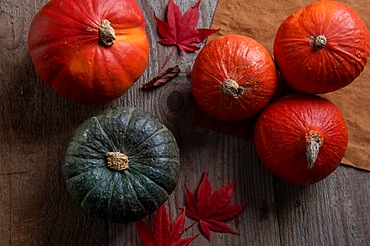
[106,152,129,171]
[99,19,116,46]
[305,131,323,169]
[313,35,327,49]
[221,79,244,98]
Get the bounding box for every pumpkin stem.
[221,79,244,98]
[99,19,116,46]
[305,131,323,169]
[312,35,327,49]
[106,152,129,171]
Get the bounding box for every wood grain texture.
[0,0,369,246]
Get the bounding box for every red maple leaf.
[148,0,220,79]
[136,205,198,246]
[185,172,247,241]
[154,0,219,53]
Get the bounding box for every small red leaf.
[185,172,247,241]
[154,0,219,53]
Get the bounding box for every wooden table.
[1,0,369,245]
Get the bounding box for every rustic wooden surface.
[0,0,369,245]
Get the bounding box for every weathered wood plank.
[275,166,370,246]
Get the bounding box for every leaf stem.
[160,46,177,71]
[185,221,198,231]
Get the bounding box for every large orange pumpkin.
[190,34,278,121]
[28,0,150,104]
[274,1,370,94]
[254,94,348,185]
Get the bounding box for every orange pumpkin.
[190,34,278,121]
[274,1,370,94]
[254,94,348,185]
[28,0,149,104]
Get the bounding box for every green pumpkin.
[61,107,180,223]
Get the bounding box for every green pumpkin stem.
[305,131,323,169]
[221,79,244,98]
[99,19,116,46]
[106,152,129,171]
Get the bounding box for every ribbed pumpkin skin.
[254,94,348,185]
[62,107,180,223]
[191,34,278,121]
[28,0,149,104]
[274,1,370,94]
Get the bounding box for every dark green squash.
[61,107,180,223]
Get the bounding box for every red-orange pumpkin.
[254,94,348,185]
[191,34,278,121]
[28,0,149,104]
[274,1,370,94]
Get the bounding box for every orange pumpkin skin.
[254,94,348,185]
[28,0,149,104]
[190,34,278,121]
[274,1,370,94]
